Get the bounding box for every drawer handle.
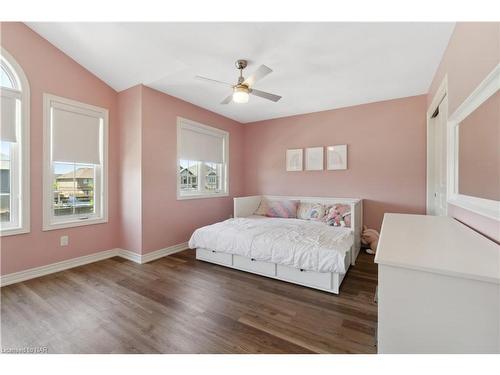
[211,250,216,253]
[300,268,304,272]
[251,258,256,262]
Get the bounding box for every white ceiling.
[26,22,454,123]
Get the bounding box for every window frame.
[0,47,30,237]
[43,93,108,231]
[176,117,229,200]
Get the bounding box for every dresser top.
[375,214,500,284]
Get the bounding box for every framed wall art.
[286,148,303,171]
[305,147,324,171]
[327,145,348,170]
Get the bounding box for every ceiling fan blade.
[250,89,282,102]
[243,65,272,87]
[195,75,233,87]
[221,95,233,104]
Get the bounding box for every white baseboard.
[141,242,188,263]
[0,242,190,287]
[0,248,120,287]
[117,249,142,263]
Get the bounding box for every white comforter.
[188,216,353,273]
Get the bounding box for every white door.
[427,96,448,216]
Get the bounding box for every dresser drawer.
[196,248,233,266]
[233,255,276,277]
[276,264,332,290]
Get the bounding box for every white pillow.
[254,199,269,216]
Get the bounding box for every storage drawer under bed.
[233,255,276,277]
[276,264,332,290]
[196,248,233,266]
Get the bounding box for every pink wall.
[0,23,120,275]
[428,23,500,115]
[459,90,499,201]
[140,86,244,253]
[427,22,500,242]
[117,85,143,253]
[242,95,427,231]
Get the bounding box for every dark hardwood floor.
[1,250,378,353]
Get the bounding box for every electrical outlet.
[60,235,69,247]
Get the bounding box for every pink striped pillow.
[264,200,299,218]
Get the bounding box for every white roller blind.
[51,103,102,165]
[1,90,19,143]
[179,123,225,163]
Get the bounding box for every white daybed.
[190,195,363,294]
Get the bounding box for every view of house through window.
[179,159,199,191]
[204,162,222,191]
[0,141,11,222]
[179,160,222,193]
[53,162,95,217]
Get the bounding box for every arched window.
[0,48,30,236]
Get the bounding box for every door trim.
[426,75,448,215]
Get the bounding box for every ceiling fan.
[195,59,282,104]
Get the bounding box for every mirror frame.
[447,63,500,221]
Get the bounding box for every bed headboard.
[233,195,363,265]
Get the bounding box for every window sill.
[42,217,108,231]
[177,192,229,200]
[0,226,30,237]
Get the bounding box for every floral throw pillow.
[297,202,326,221]
[297,202,312,219]
[323,204,351,228]
[308,204,326,221]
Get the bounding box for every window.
[43,94,108,230]
[177,117,228,199]
[0,48,30,236]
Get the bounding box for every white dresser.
[375,214,500,353]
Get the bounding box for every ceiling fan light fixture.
[197,60,280,105]
[232,85,249,104]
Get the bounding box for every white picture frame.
[305,147,324,171]
[286,149,303,171]
[327,145,348,170]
